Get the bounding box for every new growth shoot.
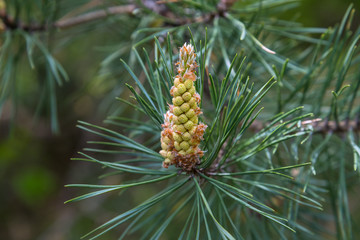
[160,43,207,171]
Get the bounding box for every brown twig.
[0,10,46,31]
[203,118,360,176]
[249,119,360,134]
[0,0,240,32]
[0,4,136,32]
[54,5,136,29]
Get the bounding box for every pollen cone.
[160,43,207,171]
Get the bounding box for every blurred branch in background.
[250,119,360,134]
[0,0,239,31]
[55,5,136,29]
[0,4,136,31]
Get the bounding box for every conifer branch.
[54,5,137,29]
[0,0,238,31]
[0,9,46,31]
[249,119,360,134]
[0,5,136,31]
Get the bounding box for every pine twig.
[54,5,136,29]
[0,5,136,31]
[0,0,240,31]
[249,119,360,134]
[0,9,46,31]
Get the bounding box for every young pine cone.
[159,43,207,172]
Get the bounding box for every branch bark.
[249,119,360,134]
[0,0,239,32]
[0,4,136,32]
[54,5,136,29]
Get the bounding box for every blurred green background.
[0,0,359,239]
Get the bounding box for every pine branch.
[0,9,46,31]
[205,117,360,175]
[0,0,239,31]
[249,119,360,134]
[54,5,136,29]
[0,5,136,31]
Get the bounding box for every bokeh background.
[0,0,359,239]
